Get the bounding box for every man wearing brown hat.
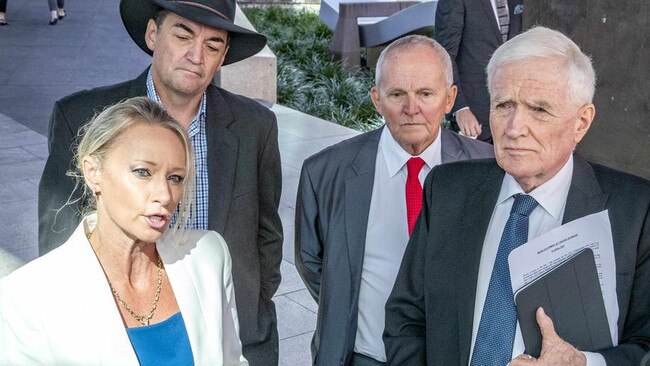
[38,1,283,364]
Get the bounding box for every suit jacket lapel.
[478,0,503,42]
[440,128,465,163]
[65,220,139,364]
[563,154,608,224]
[158,235,211,364]
[205,85,238,234]
[345,129,382,290]
[456,163,504,363]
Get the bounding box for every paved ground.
[0,1,360,364]
[0,0,150,135]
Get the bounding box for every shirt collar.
[379,125,442,178]
[146,69,207,135]
[497,155,574,220]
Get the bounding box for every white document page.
[508,210,618,345]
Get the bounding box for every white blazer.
[0,215,248,365]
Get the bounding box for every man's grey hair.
[375,35,454,89]
[487,26,596,105]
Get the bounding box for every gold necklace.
[107,256,163,326]
[87,230,164,326]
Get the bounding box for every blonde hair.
[70,96,195,240]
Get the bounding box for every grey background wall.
[524,0,650,180]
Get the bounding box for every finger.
[456,116,467,131]
[474,123,482,136]
[537,307,559,343]
[465,123,475,136]
[456,113,470,133]
[510,353,536,366]
[461,124,473,137]
[466,123,479,137]
[460,119,477,137]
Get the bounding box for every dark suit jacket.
[384,155,650,365]
[295,127,494,365]
[435,0,523,137]
[38,69,283,365]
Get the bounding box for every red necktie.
[406,157,425,236]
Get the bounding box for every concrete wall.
[524,1,650,179]
[217,5,277,104]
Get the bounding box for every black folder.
[514,248,612,357]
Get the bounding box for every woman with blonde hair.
[0,96,247,365]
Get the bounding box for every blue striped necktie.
[470,194,538,366]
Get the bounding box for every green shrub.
[244,6,383,132]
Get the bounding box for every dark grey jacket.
[295,127,494,365]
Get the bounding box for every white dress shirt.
[468,155,606,365]
[354,126,442,362]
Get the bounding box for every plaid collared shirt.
[147,70,209,229]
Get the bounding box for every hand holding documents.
[508,211,618,356]
[514,248,612,357]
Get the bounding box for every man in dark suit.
[37,0,283,364]
[385,27,650,365]
[295,35,493,366]
[435,0,523,142]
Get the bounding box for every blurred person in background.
[0,0,8,25]
[47,0,66,25]
[435,0,524,142]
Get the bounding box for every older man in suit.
[435,0,523,141]
[295,35,493,366]
[385,27,650,365]
[37,0,282,364]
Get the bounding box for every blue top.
[126,312,194,366]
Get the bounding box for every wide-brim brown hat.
[120,0,267,65]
